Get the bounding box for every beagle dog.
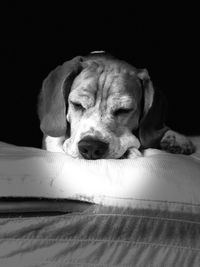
[38,52,195,159]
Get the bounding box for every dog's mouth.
[119,150,130,159]
[118,147,142,159]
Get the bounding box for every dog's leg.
[160,130,195,155]
[126,147,142,159]
[43,135,65,153]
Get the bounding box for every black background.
[1,3,199,148]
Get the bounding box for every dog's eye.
[113,108,132,116]
[71,102,85,111]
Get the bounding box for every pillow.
[0,138,200,212]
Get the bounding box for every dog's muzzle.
[78,136,109,159]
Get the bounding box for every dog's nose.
[78,137,109,159]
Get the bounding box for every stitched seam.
[104,214,200,225]
[1,197,200,222]
[0,238,200,252]
[22,260,200,267]
[0,259,137,267]
[57,213,198,225]
[54,213,200,225]
[94,196,200,207]
[1,212,200,224]
[49,263,130,267]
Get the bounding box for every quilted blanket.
[0,137,200,266]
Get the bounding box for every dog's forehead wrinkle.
[72,76,97,92]
[107,94,136,109]
[97,70,124,106]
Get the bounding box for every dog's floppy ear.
[38,56,83,137]
[137,69,169,148]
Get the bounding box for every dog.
[38,52,195,159]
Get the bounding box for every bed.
[0,137,200,266]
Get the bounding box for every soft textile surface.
[0,205,200,266]
[0,138,200,266]
[0,137,200,208]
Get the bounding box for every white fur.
[44,136,65,153]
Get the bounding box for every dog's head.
[38,52,167,159]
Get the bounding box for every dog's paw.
[125,147,142,159]
[160,130,195,155]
